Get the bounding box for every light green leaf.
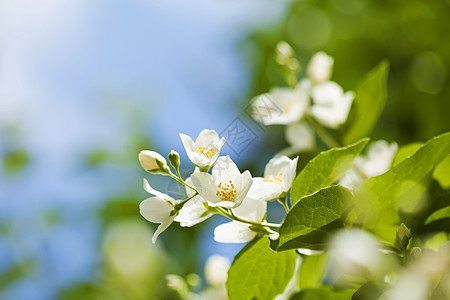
[226,237,297,300]
[289,287,355,300]
[355,132,450,240]
[297,253,329,290]
[392,142,422,167]
[291,138,369,205]
[433,154,450,189]
[272,185,355,251]
[425,206,450,225]
[342,61,389,145]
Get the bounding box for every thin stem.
[278,195,290,212]
[174,192,199,210]
[306,116,341,149]
[168,172,197,191]
[216,207,281,229]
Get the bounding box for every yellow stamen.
[215,180,237,202]
[195,146,215,159]
[265,172,283,184]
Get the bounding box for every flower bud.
[139,150,168,173]
[307,52,334,84]
[168,150,180,171]
[275,41,295,65]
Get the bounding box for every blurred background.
[0,0,449,299]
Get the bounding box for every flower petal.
[247,178,282,201]
[191,172,222,205]
[174,198,212,227]
[232,197,266,222]
[212,156,241,181]
[143,179,172,200]
[232,170,253,207]
[195,129,220,147]
[214,221,257,244]
[139,197,173,223]
[152,216,175,243]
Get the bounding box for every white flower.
[311,81,354,129]
[307,52,334,84]
[247,155,298,201]
[179,129,226,169]
[285,121,315,151]
[251,87,309,125]
[174,175,213,227]
[214,197,267,243]
[139,150,168,173]
[328,229,382,278]
[191,156,253,209]
[140,179,179,243]
[204,254,230,286]
[340,140,398,189]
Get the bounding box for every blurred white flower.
[247,155,298,201]
[140,179,179,243]
[214,197,266,243]
[191,156,253,209]
[307,52,334,84]
[139,150,168,173]
[204,254,231,286]
[340,140,398,189]
[285,121,316,152]
[251,87,309,125]
[329,229,382,279]
[180,129,225,169]
[174,175,213,227]
[311,81,354,129]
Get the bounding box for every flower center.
[195,146,215,159]
[216,180,237,202]
[265,172,283,184]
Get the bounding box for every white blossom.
[311,81,354,129]
[251,87,309,125]
[247,155,298,201]
[140,179,179,243]
[191,156,253,209]
[180,129,225,169]
[307,52,334,84]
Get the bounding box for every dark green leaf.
[227,237,297,300]
[342,61,389,145]
[272,185,355,251]
[291,138,369,206]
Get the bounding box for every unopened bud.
[139,150,168,173]
[168,150,180,170]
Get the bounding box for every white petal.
[212,156,241,181]
[285,122,315,151]
[139,150,167,171]
[174,198,212,227]
[143,178,172,200]
[191,172,222,205]
[152,216,175,243]
[195,129,220,147]
[307,52,334,84]
[232,197,267,222]
[247,178,282,201]
[214,221,257,243]
[232,170,253,207]
[139,197,173,223]
[179,133,199,165]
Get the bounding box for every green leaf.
[226,237,297,300]
[289,287,354,300]
[392,142,422,167]
[433,154,450,189]
[297,253,329,290]
[290,138,369,205]
[272,185,355,251]
[425,206,450,225]
[355,132,450,240]
[342,61,389,145]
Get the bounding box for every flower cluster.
[138,129,297,244]
[251,43,354,154]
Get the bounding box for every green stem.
[216,207,281,229]
[174,192,199,210]
[168,172,197,191]
[306,116,341,149]
[278,195,289,212]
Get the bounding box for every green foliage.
[425,206,450,225]
[392,142,422,166]
[297,253,329,290]
[355,132,450,240]
[272,185,355,251]
[433,154,450,189]
[289,287,355,300]
[226,238,297,300]
[342,61,389,145]
[290,138,368,205]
